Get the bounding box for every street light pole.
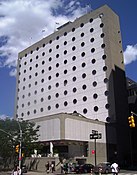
[17,120,22,170]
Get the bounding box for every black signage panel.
[90,133,102,139]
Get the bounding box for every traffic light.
[128,115,135,128]
[15,144,19,153]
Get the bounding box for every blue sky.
[0,0,137,118]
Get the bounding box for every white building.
[15,5,130,164]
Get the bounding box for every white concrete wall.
[65,118,106,143]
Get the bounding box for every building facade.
[15,5,130,165]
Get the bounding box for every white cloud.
[0,0,88,76]
[0,114,11,120]
[124,44,137,65]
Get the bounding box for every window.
[72,66,76,71]
[80,23,84,27]
[40,108,44,112]
[56,73,59,77]
[100,23,104,28]
[102,55,107,60]
[55,93,59,98]
[92,70,96,75]
[64,50,67,55]
[81,32,84,37]
[42,52,45,56]
[56,36,59,40]
[72,46,76,51]
[49,57,52,62]
[56,45,59,49]
[93,93,98,99]
[64,80,68,86]
[34,109,37,114]
[55,104,59,108]
[104,90,109,96]
[64,41,67,45]
[42,61,45,65]
[72,77,76,82]
[56,63,59,67]
[81,42,85,47]
[49,40,52,44]
[81,52,85,57]
[82,62,86,68]
[91,59,96,64]
[82,73,86,79]
[64,90,68,95]
[100,33,105,38]
[64,32,67,36]
[48,95,51,100]
[91,48,95,53]
[48,106,51,110]
[72,37,75,41]
[64,60,67,64]
[49,48,52,53]
[93,81,97,87]
[48,76,52,80]
[104,78,108,83]
[72,56,76,61]
[64,101,68,106]
[72,28,75,32]
[64,70,67,74]
[89,18,93,23]
[103,66,107,71]
[83,108,87,114]
[56,82,59,87]
[90,28,94,33]
[56,54,59,58]
[73,87,77,93]
[73,99,77,104]
[90,38,94,43]
[101,44,105,48]
[83,96,87,102]
[105,104,110,109]
[82,84,87,90]
[36,47,39,51]
[94,106,99,112]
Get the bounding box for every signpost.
[90,130,102,166]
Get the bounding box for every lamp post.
[16,120,22,170]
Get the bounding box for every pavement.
[2,170,137,175]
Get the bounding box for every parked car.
[75,163,94,173]
[93,162,112,174]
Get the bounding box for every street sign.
[90,133,102,139]
[98,133,102,139]
[92,130,98,135]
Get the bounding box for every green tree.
[0,118,41,169]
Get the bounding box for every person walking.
[45,161,50,173]
[111,162,119,175]
[11,165,21,175]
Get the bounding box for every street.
[1,170,137,175]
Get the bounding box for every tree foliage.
[0,118,41,168]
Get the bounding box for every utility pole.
[90,130,102,166]
[17,120,22,170]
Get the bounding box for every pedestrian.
[45,161,50,173]
[51,162,55,173]
[111,162,119,175]
[11,165,21,175]
[61,162,64,173]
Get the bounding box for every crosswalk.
[118,172,137,175]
